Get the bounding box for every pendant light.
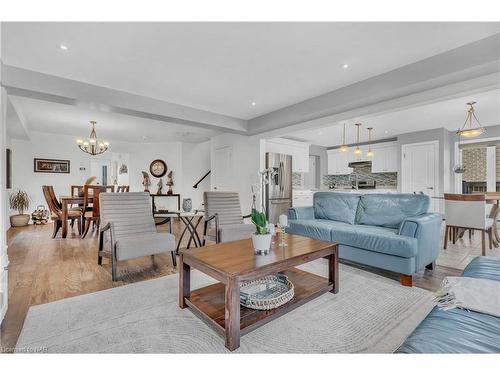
[354,123,363,155]
[456,101,485,138]
[339,123,349,152]
[366,127,374,157]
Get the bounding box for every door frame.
[401,140,440,211]
[454,136,500,193]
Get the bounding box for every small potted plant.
[251,208,272,253]
[9,189,31,227]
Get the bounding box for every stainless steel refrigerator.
[265,152,293,224]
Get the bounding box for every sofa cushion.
[329,222,418,258]
[313,192,361,225]
[462,256,500,281]
[397,306,500,353]
[288,219,339,242]
[115,232,175,261]
[355,194,429,229]
[288,219,418,258]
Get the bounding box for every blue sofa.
[287,192,442,286]
[397,256,500,353]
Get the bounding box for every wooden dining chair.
[42,185,83,238]
[81,185,114,238]
[444,193,494,255]
[116,185,130,192]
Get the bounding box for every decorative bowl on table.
[239,273,294,310]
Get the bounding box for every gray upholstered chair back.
[100,192,156,238]
[203,191,244,227]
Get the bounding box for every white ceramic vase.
[251,233,272,253]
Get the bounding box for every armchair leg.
[97,231,104,265]
[111,257,118,281]
[171,251,177,267]
[425,261,435,270]
[399,274,413,287]
[202,220,208,246]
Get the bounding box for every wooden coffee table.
[179,234,339,351]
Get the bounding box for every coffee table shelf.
[179,234,338,350]
[184,267,333,337]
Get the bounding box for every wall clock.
[149,159,167,178]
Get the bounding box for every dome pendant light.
[457,101,485,138]
[366,127,374,157]
[354,123,363,155]
[339,123,349,152]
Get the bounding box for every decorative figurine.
[278,214,288,247]
[141,171,151,192]
[166,171,174,195]
[156,178,163,195]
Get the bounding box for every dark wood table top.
[181,234,337,279]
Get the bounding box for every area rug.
[16,259,433,353]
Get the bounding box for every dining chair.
[202,191,254,244]
[42,185,83,238]
[116,185,130,192]
[81,185,114,238]
[444,193,494,255]
[99,192,176,280]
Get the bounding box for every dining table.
[59,195,92,238]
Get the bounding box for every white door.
[212,146,233,191]
[401,141,439,212]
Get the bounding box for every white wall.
[211,134,262,215]
[182,141,211,210]
[8,131,210,214]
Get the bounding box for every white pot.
[251,233,272,253]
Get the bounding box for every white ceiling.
[7,95,220,143]
[3,22,500,119]
[287,89,500,147]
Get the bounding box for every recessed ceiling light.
[60,44,68,50]
[251,102,256,107]
[384,130,389,134]
[342,64,349,69]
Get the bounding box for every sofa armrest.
[399,213,443,271]
[288,206,315,220]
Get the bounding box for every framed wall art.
[34,158,71,174]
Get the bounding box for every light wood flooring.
[3,220,494,352]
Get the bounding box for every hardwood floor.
[0,221,469,352]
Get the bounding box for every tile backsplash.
[292,172,304,188]
[322,166,397,188]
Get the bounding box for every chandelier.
[456,102,485,138]
[76,121,110,155]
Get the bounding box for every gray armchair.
[98,192,176,280]
[203,191,255,244]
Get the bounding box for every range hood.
[348,160,372,168]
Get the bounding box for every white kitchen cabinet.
[265,139,310,173]
[327,150,353,175]
[371,142,398,173]
[292,190,314,207]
